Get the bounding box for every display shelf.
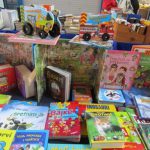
[8,31,60,45]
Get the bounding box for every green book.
[0,94,11,105]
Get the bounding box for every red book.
[0,64,16,93]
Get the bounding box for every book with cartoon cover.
[0,105,48,130]
[0,129,16,150]
[98,88,125,105]
[10,130,49,150]
[86,112,125,149]
[100,50,141,90]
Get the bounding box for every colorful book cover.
[134,95,150,120]
[10,130,49,150]
[0,105,48,130]
[115,112,144,150]
[0,129,16,150]
[45,109,80,139]
[100,50,141,90]
[132,46,150,89]
[47,143,101,150]
[86,112,125,149]
[138,123,150,150]
[98,88,125,104]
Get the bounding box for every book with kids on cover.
[86,112,125,149]
[100,50,141,90]
[10,130,49,150]
[0,129,16,150]
[0,105,48,130]
[98,88,125,106]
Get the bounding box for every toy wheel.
[49,24,60,38]
[83,33,91,41]
[23,22,34,35]
[38,30,48,39]
[102,33,110,41]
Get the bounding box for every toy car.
[21,5,61,39]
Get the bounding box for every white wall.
[24,0,102,15]
[0,0,4,8]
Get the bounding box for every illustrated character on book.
[0,117,33,130]
[104,90,121,100]
[94,117,122,141]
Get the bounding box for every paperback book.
[86,112,125,149]
[0,129,16,150]
[45,66,71,102]
[10,130,49,150]
[0,105,48,130]
[100,50,141,90]
[98,88,125,106]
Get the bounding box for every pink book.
[8,31,60,45]
[100,50,141,90]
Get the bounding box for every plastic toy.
[79,12,114,41]
[21,5,61,39]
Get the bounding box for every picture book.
[45,66,71,102]
[0,105,49,130]
[86,112,125,149]
[72,84,93,103]
[47,144,101,150]
[98,88,125,105]
[0,129,16,150]
[132,45,150,89]
[134,95,150,120]
[100,50,141,90]
[115,112,144,150]
[0,94,11,105]
[138,123,150,150]
[10,130,49,150]
[15,65,36,98]
[0,64,16,93]
[45,109,80,140]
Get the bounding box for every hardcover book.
[0,129,16,150]
[10,130,49,150]
[134,95,150,120]
[86,112,125,149]
[98,88,125,105]
[45,109,80,140]
[45,66,71,102]
[0,64,16,93]
[0,105,48,130]
[15,65,36,98]
[100,50,141,90]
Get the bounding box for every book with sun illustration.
[86,112,125,149]
[0,105,48,130]
[99,50,141,90]
[98,88,125,106]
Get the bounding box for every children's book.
[0,129,16,150]
[45,109,80,141]
[122,90,134,107]
[45,66,71,102]
[72,84,93,103]
[138,123,150,150]
[86,112,125,149]
[100,50,141,90]
[15,65,36,98]
[115,112,144,150]
[132,45,150,89]
[8,100,37,106]
[47,143,101,150]
[133,95,150,120]
[98,88,125,105]
[0,105,48,130]
[0,64,16,93]
[10,130,49,150]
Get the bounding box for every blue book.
[47,144,101,150]
[0,105,48,130]
[8,100,37,106]
[10,130,49,150]
[134,95,150,120]
[98,88,125,105]
[122,90,134,107]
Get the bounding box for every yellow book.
[0,129,16,150]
